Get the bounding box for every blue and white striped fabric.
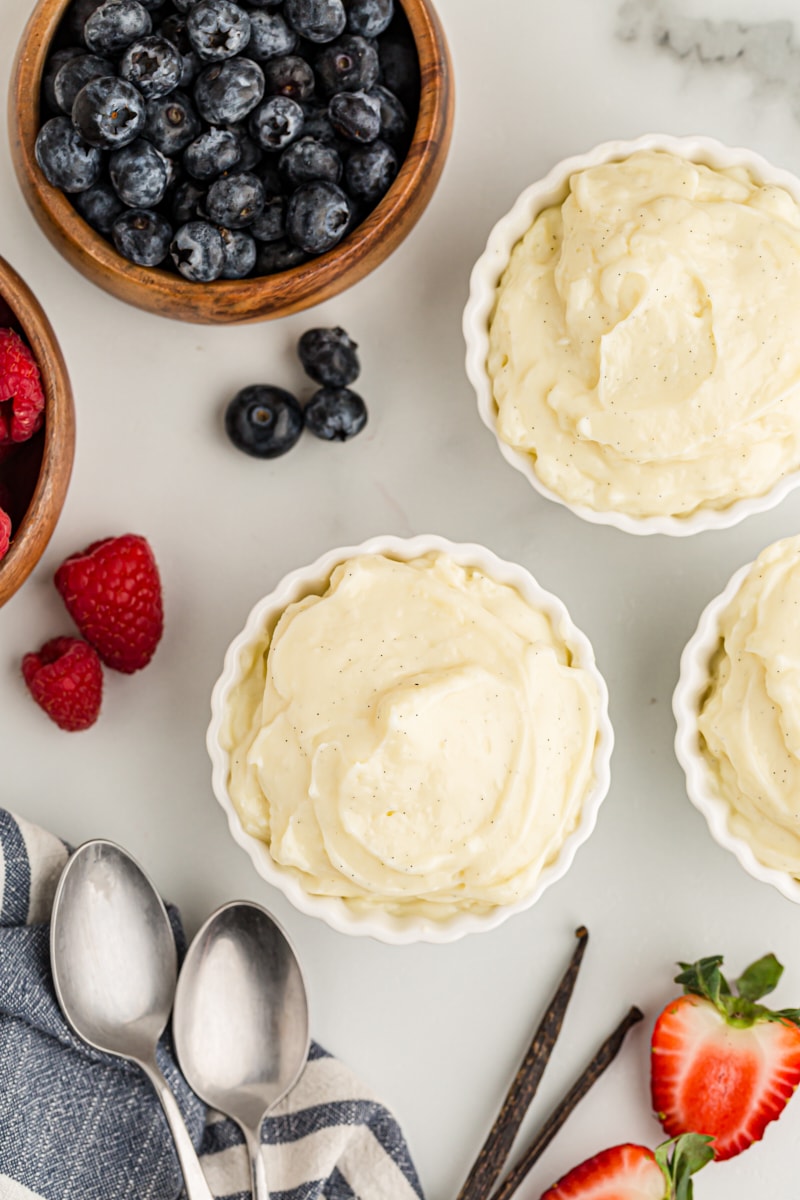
[0,809,423,1200]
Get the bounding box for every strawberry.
[540,1134,713,1200]
[54,534,164,674]
[22,636,103,731]
[651,953,800,1160]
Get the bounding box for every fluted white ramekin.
[464,132,800,536]
[208,534,614,944]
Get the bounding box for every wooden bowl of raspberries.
[10,0,453,324]
[0,256,75,607]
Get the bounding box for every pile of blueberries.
[36,0,419,281]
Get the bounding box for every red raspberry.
[54,534,164,673]
[22,637,103,731]
[0,503,10,561]
[0,329,45,446]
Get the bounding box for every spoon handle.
[140,1059,216,1200]
[244,1125,270,1200]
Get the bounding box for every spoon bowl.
[50,840,214,1200]
[174,901,310,1199]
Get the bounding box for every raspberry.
[0,329,45,446]
[22,637,103,731]
[54,534,164,673]
[0,504,10,561]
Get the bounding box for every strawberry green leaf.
[768,1008,800,1029]
[735,953,783,1002]
[654,1133,715,1200]
[675,956,726,1006]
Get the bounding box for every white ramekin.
[463,132,800,537]
[207,534,614,944]
[673,556,800,903]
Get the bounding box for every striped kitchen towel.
[0,809,423,1200]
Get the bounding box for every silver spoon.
[173,900,310,1200]
[50,839,215,1200]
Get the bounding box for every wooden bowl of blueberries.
[0,256,75,607]
[10,0,453,324]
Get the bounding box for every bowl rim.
[9,0,454,324]
[672,548,800,903]
[0,253,74,606]
[207,533,615,944]
[463,131,800,537]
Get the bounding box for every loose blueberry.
[249,95,304,151]
[170,219,225,279]
[219,227,257,277]
[83,0,152,55]
[344,0,393,37]
[367,83,409,147]
[182,125,240,178]
[112,207,173,264]
[261,54,315,101]
[254,237,307,272]
[109,137,170,205]
[284,0,346,43]
[344,137,397,201]
[194,57,264,124]
[72,76,147,148]
[73,179,125,231]
[286,180,350,253]
[304,386,367,440]
[205,170,265,227]
[328,88,380,141]
[143,89,201,154]
[119,35,183,98]
[187,0,251,60]
[279,135,341,186]
[51,51,113,114]
[314,34,378,96]
[225,385,303,457]
[297,325,359,387]
[35,116,102,192]
[248,11,297,60]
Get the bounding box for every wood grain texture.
[9,0,455,325]
[0,255,75,607]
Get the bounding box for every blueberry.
[187,0,251,61]
[279,135,341,186]
[245,0,284,7]
[52,52,114,113]
[170,219,225,279]
[367,83,408,146]
[157,12,191,52]
[194,57,264,124]
[73,179,125,231]
[344,137,396,201]
[250,194,285,241]
[35,116,102,192]
[143,89,201,154]
[344,0,393,37]
[205,171,264,227]
[110,138,170,205]
[254,237,307,272]
[299,98,340,144]
[286,180,350,253]
[249,95,303,151]
[298,326,359,387]
[169,177,206,221]
[261,55,315,101]
[225,385,303,457]
[304,386,367,440]
[182,125,240,178]
[119,35,183,98]
[219,227,257,277]
[72,76,147,148]
[112,207,173,264]
[314,34,378,96]
[377,28,419,111]
[83,0,152,55]
[233,132,263,170]
[178,49,201,87]
[284,0,346,43]
[328,89,380,141]
[172,0,202,11]
[248,11,297,60]
[63,0,104,43]
[43,48,86,112]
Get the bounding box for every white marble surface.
[3,0,800,1196]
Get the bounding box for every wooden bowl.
[0,256,74,607]
[9,0,454,325]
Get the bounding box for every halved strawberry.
[651,953,800,1160]
[541,1134,712,1200]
